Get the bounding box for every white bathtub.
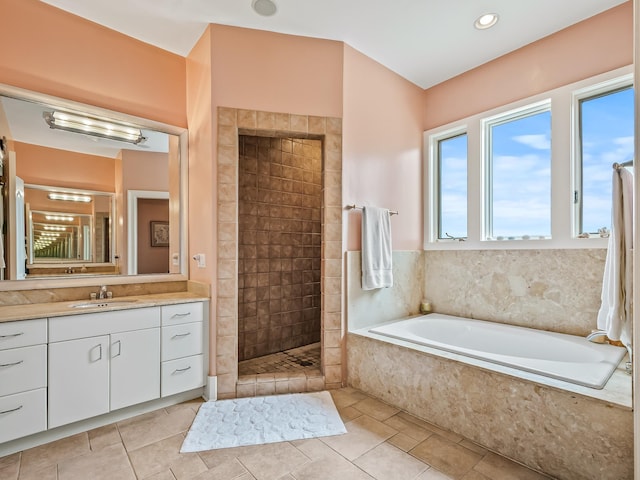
[368,313,627,389]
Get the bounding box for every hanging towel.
[597,166,634,349]
[361,206,393,290]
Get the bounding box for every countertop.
[0,291,209,323]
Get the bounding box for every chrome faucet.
[98,285,108,299]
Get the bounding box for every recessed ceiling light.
[474,13,499,30]
[252,0,277,16]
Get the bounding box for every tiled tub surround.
[424,249,607,336]
[347,333,632,480]
[238,135,322,361]
[346,251,424,331]
[216,108,343,399]
[345,249,631,479]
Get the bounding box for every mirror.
[0,85,187,283]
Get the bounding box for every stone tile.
[416,469,456,479]
[237,442,309,480]
[386,432,421,452]
[352,397,400,422]
[410,435,482,480]
[384,415,432,442]
[128,433,208,480]
[291,438,338,460]
[354,442,429,480]
[320,414,397,461]
[290,448,374,480]
[0,453,19,480]
[458,440,487,457]
[397,412,463,443]
[329,388,368,409]
[189,458,249,480]
[20,432,90,476]
[337,405,362,422]
[88,424,122,451]
[461,471,491,480]
[16,465,57,480]
[198,444,266,469]
[472,452,550,480]
[118,407,196,451]
[57,443,136,480]
[142,472,177,480]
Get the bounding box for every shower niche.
[237,135,322,374]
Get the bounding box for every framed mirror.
[0,84,188,286]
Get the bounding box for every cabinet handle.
[112,340,122,358]
[0,332,24,338]
[172,332,191,339]
[90,344,103,362]
[0,405,23,415]
[173,366,192,374]
[171,312,191,318]
[0,360,24,368]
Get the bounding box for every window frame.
[423,65,632,251]
[572,73,634,238]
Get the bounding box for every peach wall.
[186,27,216,374]
[423,3,633,129]
[14,142,116,192]
[0,0,186,127]
[342,45,425,250]
[210,25,344,118]
[121,151,169,192]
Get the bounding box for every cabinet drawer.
[161,322,203,361]
[49,307,160,342]
[0,344,47,397]
[161,302,203,326]
[0,388,47,443]
[0,319,47,351]
[161,354,204,397]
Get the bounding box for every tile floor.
[0,387,553,480]
[238,343,321,376]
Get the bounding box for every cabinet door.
[110,328,160,411]
[48,336,109,428]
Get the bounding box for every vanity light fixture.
[252,0,277,16]
[474,13,499,30]
[48,192,92,203]
[45,215,75,222]
[43,225,68,231]
[43,111,147,145]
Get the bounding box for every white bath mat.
[180,391,347,452]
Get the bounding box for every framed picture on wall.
[151,221,169,247]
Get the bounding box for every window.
[424,66,632,250]
[437,133,467,239]
[576,81,634,236]
[484,103,552,240]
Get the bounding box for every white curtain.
[597,166,634,351]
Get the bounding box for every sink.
[69,299,140,309]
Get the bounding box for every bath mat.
[180,391,346,452]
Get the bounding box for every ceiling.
[40,0,627,89]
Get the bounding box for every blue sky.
[439,88,634,239]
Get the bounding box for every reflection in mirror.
[0,88,186,283]
[25,185,115,270]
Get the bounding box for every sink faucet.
[98,285,108,299]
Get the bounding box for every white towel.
[361,206,393,290]
[597,166,633,348]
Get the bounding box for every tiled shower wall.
[237,135,322,361]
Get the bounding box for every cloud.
[512,134,551,150]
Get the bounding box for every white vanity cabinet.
[0,318,48,443]
[48,307,161,428]
[160,303,204,397]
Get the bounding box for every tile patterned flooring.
[0,388,553,480]
[238,343,321,376]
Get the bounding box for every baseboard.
[204,375,217,401]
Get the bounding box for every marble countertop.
[0,291,209,323]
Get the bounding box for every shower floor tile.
[239,342,321,375]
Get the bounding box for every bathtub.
[368,313,627,389]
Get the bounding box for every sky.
[438,87,634,239]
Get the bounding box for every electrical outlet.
[193,253,206,268]
[172,253,179,266]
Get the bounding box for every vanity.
[0,292,209,456]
